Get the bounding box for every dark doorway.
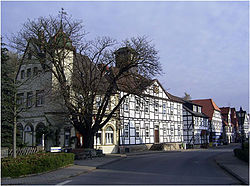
[154,126,159,143]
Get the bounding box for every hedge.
[1,152,75,178]
[234,148,249,163]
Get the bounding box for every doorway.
[154,126,159,143]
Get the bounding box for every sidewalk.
[1,155,125,185]
[214,150,249,185]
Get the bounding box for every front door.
[154,126,159,143]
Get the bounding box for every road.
[53,145,240,185]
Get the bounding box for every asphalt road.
[53,146,240,185]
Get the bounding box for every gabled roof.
[191,99,221,121]
[220,107,230,115]
[183,105,208,118]
[165,92,185,104]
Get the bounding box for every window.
[36,90,44,106]
[136,126,140,137]
[163,103,166,114]
[33,67,38,76]
[170,103,174,114]
[21,70,25,79]
[124,98,129,111]
[95,131,102,145]
[135,97,140,112]
[105,126,114,144]
[96,96,101,108]
[198,107,201,113]
[124,124,129,130]
[28,52,32,59]
[27,68,31,78]
[145,99,149,113]
[155,101,159,113]
[17,93,24,107]
[64,128,71,147]
[27,92,33,107]
[145,125,149,137]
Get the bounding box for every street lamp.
[238,107,245,149]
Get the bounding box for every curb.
[215,160,248,185]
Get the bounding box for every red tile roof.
[191,99,221,121]
[220,107,230,115]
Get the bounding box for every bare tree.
[10,9,162,149]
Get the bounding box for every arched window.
[24,124,34,146]
[64,127,71,147]
[35,123,46,146]
[105,126,114,145]
[17,123,23,143]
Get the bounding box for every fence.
[1,146,44,158]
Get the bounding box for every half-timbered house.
[182,101,209,148]
[191,99,223,145]
[118,80,184,152]
[220,107,234,143]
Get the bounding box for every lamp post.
[238,107,245,149]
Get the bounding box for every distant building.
[220,107,234,143]
[191,99,223,144]
[230,108,239,142]
[236,107,249,141]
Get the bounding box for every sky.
[1,1,249,112]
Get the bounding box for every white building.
[192,99,223,145]
[182,100,209,148]
[117,80,184,152]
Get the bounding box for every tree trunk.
[82,131,94,149]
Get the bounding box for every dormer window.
[21,70,25,79]
[33,67,38,76]
[28,52,32,59]
[27,68,31,78]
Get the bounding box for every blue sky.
[1,1,249,111]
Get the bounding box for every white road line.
[56,180,72,185]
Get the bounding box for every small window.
[136,126,140,137]
[64,128,71,147]
[96,96,101,108]
[28,52,32,59]
[21,70,25,79]
[36,90,44,106]
[27,68,31,78]
[124,131,129,137]
[33,67,38,76]
[17,93,24,107]
[124,124,128,130]
[27,92,33,107]
[155,101,159,113]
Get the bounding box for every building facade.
[220,107,234,143]
[182,101,209,148]
[192,99,223,144]
[236,107,249,141]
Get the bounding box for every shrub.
[234,148,249,163]
[243,142,249,150]
[1,152,74,178]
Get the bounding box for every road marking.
[57,180,72,185]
